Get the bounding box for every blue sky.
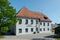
[9,0,60,23]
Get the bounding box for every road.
[0,32,55,40]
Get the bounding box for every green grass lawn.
[55,38,60,40]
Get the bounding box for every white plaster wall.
[16,18,37,35]
[16,17,52,36]
[39,22,52,33]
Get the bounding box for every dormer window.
[44,16,48,19]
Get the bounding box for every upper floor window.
[19,19,22,24]
[40,22,42,25]
[31,20,33,24]
[36,20,38,24]
[25,19,28,24]
[48,23,49,26]
[43,22,45,26]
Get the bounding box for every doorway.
[36,28,39,33]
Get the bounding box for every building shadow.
[44,35,60,38]
[32,38,49,40]
[44,35,55,38]
[31,35,60,40]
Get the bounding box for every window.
[36,28,38,31]
[48,23,49,26]
[40,22,42,25]
[25,28,28,32]
[31,20,33,24]
[25,19,28,24]
[19,29,22,33]
[48,28,49,31]
[40,28,42,31]
[44,16,48,19]
[31,28,33,32]
[43,28,45,31]
[36,20,38,24]
[19,19,22,24]
[39,19,40,22]
[43,22,45,26]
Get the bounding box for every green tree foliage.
[0,0,16,34]
[1,27,9,33]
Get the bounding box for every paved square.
[0,32,55,40]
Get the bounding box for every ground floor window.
[25,28,28,32]
[47,28,49,31]
[43,28,45,31]
[31,28,33,32]
[40,28,42,31]
[19,29,22,33]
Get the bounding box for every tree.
[54,25,60,37]
[55,26,60,35]
[0,0,16,35]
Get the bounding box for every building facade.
[16,7,52,35]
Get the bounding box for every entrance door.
[36,28,39,33]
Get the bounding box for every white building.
[16,7,52,35]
